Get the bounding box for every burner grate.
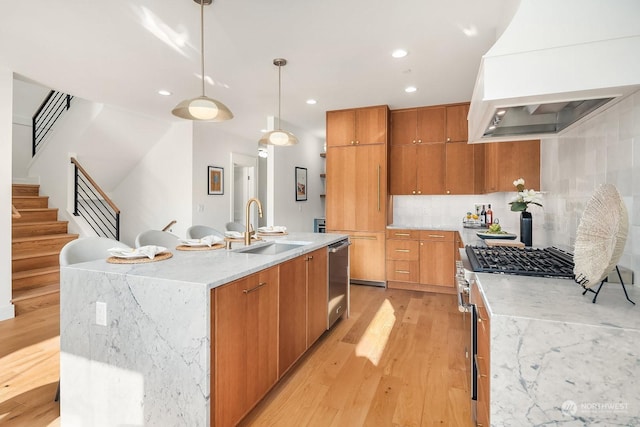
[465,245,574,278]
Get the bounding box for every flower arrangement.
[509,178,543,212]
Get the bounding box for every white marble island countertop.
[464,255,640,425]
[59,231,346,427]
[62,231,346,289]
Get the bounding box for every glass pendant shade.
[172,0,232,122]
[172,96,233,121]
[259,129,299,146]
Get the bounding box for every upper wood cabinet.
[391,106,446,145]
[390,144,445,195]
[326,144,387,231]
[484,140,540,193]
[326,105,388,147]
[445,103,470,143]
[444,142,482,195]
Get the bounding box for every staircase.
[11,184,78,315]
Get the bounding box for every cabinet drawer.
[419,230,454,242]
[386,239,419,260]
[386,229,420,240]
[386,260,419,283]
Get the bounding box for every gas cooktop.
[465,245,575,279]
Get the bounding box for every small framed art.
[208,166,224,195]
[295,167,307,201]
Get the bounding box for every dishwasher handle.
[329,240,351,253]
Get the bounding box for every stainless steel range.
[465,245,574,278]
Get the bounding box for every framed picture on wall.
[208,166,224,195]
[295,167,307,201]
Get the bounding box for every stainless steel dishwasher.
[328,238,350,328]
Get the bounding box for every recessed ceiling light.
[306,99,317,105]
[405,86,417,93]
[158,89,172,96]
[392,49,408,58]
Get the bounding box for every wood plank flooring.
[0,285,472,427]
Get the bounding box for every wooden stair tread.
[11,283,60,302]
[12,220,69,226]
[12,249,61,261]
[12,266,60,280]
[12,233,79,243]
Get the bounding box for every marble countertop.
[61,232,347,290]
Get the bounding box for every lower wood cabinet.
[279,248,328,377]
[213,249,330,426]
[473,283,490,427]
[386,229,458,292]
[213,266,279,427]
[328,230,385,283]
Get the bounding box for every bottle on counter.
[480,204,486,225]
[486,204,493,225]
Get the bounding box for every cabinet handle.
[350,140,355,145]
[412,190,416,194]
[412,139,417,144]
[417,190,421,194]
[243,282,267,294]
[351,235,377,240]
[446,137,451,142]
[306,255,314,261]
[417,139,422,144]
[394,232,410,237]
[427,234,445,238]
[446,190,451,194]
[475,355,487,378]
[395,270,410,274]
[395,249,411,253]
[356,140,359,145]
[377,165,381,212]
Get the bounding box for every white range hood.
[468,0,640,143]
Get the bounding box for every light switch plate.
[96,301,107,326]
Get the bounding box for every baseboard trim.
[0,302,16,321]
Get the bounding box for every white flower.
[513,178,525,187]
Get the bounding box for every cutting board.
[485,239,525,248]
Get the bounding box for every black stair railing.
[32,90,73,156]
[70,157,120,240]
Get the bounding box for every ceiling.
[0,0,515,141]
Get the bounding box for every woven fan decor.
[573,184,628,288]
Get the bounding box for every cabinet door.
[349,231,385,282]
[417,106,446,143]
[445,103,470,142]
[391,109,417,145]
[484,140,540,193]
[326,146,357,230]
[416,143,445,195]
[389,145,418,195]
[307,248,328,346]
[279,256,307,377]
[419,239,455,287]
[356,106,388,145]
[215,267,278,427]
[445,141,476,195]
[354,144,387,231]
[326,109,355,147]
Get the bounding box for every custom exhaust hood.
[468,0,640,143]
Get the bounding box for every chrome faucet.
[244,197,263,245]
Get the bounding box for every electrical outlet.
[96,301,107,326]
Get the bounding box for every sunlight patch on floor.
[355,298,396,366]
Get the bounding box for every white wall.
[191,123,256,232]
[1,67,15,320]
[271,124,325,232]
[112,122,193,246]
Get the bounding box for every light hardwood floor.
[0,285,472,427]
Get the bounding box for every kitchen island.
[59,232,346,427]
[456,227,640,426]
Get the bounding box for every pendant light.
[259,58,298,146]
[172,0,233,122]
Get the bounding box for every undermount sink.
[234,240,311,255]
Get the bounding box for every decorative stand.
[577,266,636,305]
